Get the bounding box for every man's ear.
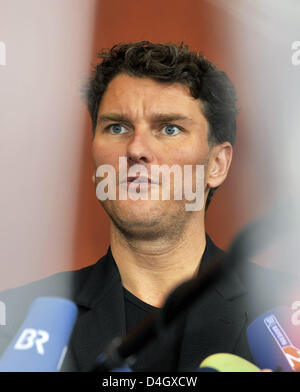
[206,142,233,189]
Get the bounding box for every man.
[0,42,295,372]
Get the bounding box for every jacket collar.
[76,235,247,307]
[75,247,122,309]
[203,235,247,301]
[177,235,248,370]
[69,248,126,371]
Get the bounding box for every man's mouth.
[120,176,158,185]
[127,176,151,183]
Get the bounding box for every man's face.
[92,73,213,240]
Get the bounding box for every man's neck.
[110,221,207,308]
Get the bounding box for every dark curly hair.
[84,41,238,209]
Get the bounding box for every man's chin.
[101,200,187,241]
[110,216,166,241]
[102,198,171,219]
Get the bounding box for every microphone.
[247,306,300,372]
[199,353,260,372]
[0,297,77,372]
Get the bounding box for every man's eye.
[108,124,127,134]
[161,125,181,136]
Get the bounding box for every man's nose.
[126,129,154,164]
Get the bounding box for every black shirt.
[123,285,187,371]
[121,236,222,371]
[123,286,158,332]
[123,235,221,332]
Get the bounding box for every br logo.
[282,346,300,372]
[291,41,300,66]
[14,328,49,355]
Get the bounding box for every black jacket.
[0,235,296,371]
